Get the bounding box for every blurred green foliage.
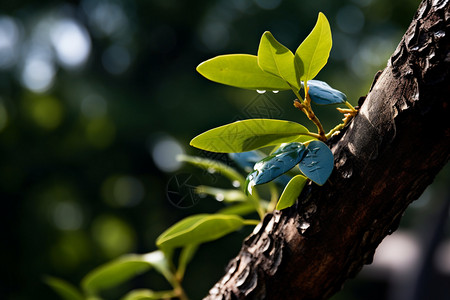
[2,0,448,299]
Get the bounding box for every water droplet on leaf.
[272,90,279,93]
[247,181,255,195]
[215,193,225,201]
[256,90,266,94]
[232,180,241,188]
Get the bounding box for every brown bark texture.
[204,0,450,299]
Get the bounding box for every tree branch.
[204,0,450,299]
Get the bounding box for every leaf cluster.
[46,12,358,300]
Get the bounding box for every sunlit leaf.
[257,31,300,89]
[291,135,319,144]
[156,214,244,250]
[196,186,247,202]
[307,80,347,105]
[276,175,307,210]
[245,143,306,194]
[197,54,291,90]
[81,252,166,294]
[44,276,84,300]
[141,250,173,281]
[177,154,245,186]
[295,13,332,81]
[190,119,311,153]
[298,140,334,185]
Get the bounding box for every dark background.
[0,0,448,299]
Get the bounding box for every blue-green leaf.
[276,175,308,210]
[307,80,347,105]
[245,143,306,194]
[229,151,264,173]
[298,140,334,185]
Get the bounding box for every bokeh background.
[1,0,448,299]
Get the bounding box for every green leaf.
[177,244,199,279]
[197,54,291,91]
[298,140,334,185]
[218,202,258,216]
[141,250,173,282]
[44,276,84,300]
[190,119,312,153]
[245,142,306,194]
[156,214,244,250]
[178,154,245,186]
[295,12,332,81]
[121,289,175,300]
[307,80,347,105]
[276,175,307,210]
[121,289,159,300]
[81,253,160,294]
[257,31,300,89]
[196,186,248,202]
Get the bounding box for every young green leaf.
[307,80,347,105]
[298,140,334,185]
[178,154,245,186]
[218,202,258,216]
[245,143,306,194]
[121,289,175,300]
[177,244,199,280]
[276,175,307,210]
[156,214,245,250]
[44,276,84,300]
[295,12,332,82]
[141,250,173,282]
[197,54,291,91]
[81,254,157,294]
[190,119,312,153]
[257,31,300,89]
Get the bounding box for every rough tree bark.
[204,0,450,299]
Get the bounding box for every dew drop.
[232,180,241,188]
[215,193,225,201]
[207,167,216,174]
[272,90,279,93]
[256,90,266,94]
[247,181,255,195]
